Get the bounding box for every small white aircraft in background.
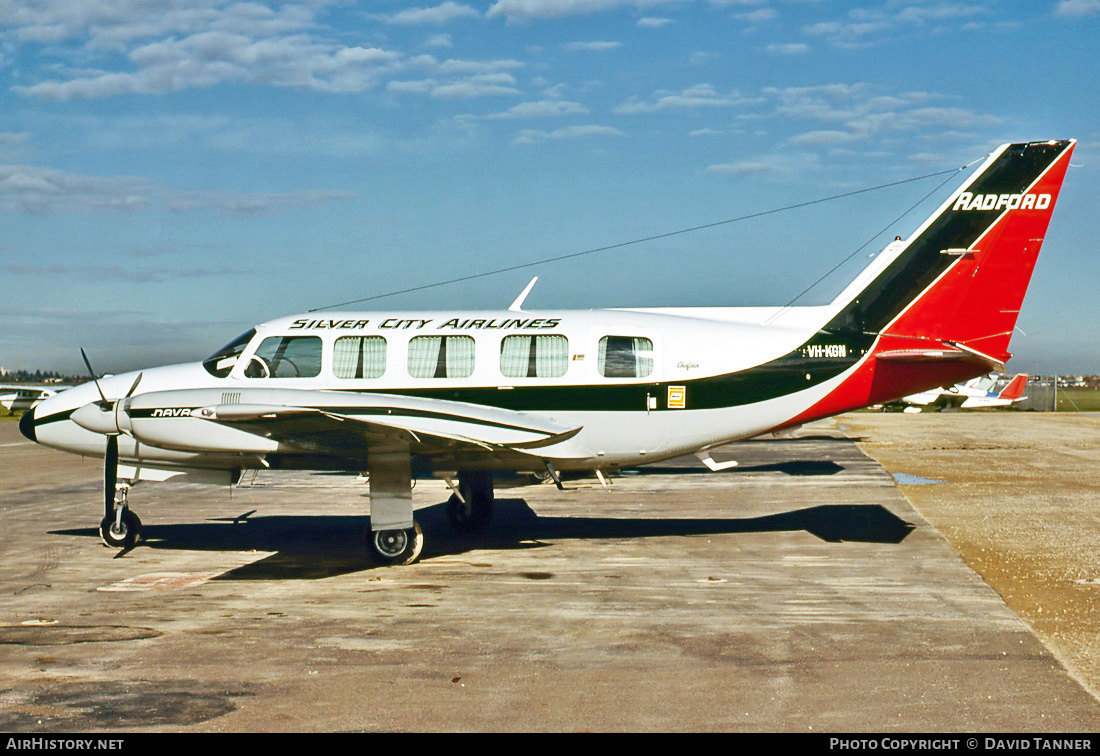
[1,385,67,415]
[20,140,1075,565]
[900,373,1029,412]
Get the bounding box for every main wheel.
[365,520,424,566]
[446,492,494,533]
[99,509,142,549]
[447,471,495,533]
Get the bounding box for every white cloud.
[435,57,526,75]
[388,79,438,95]
[706,160,776,175]
[486,100,589,118]
[16,33,405,98]
[379,3,481,25]
[1055,0,1100,16]
[803,2,990,48]
[0,132,32,160]
[165,188,353,214]
[424,34,453,48]
[789,129,858,146]
[386,57,527,100]
[735,8,776,23]
[766,42,809,55]
[0,163,154,213]
[563,41,622,51]
[907,152,950,163]
[0,162,351,215]
[758,83,1003,149]
[615,84,743,114]
[431,73,521,99]
[487,0,627,22]
[513,124,624,145]
[637,17,672,27]
[801,20,890,47]
[486,0,683,22]
[2,0,318,51]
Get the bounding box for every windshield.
[202,329,256,378]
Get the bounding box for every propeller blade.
[125,372,143,398]
[104,434,118,519]
[80,348,109,406]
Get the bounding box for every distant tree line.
[1,369,88,384]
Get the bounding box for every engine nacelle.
[125,390,282,453]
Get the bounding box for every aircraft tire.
[365,520,424,566]
[99,510,142,549]
[446,493,494,533]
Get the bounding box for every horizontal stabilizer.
[875,341,1005,372]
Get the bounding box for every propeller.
[80,348,110,407]
[74,349,142,519]
[71,351,142,435]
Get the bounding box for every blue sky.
[1,0,1098,375]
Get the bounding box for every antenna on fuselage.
[509,276,538,312]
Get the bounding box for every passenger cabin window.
[500,334,568,378]
[598,336,654,378]
[245,336,322,378]
[334,336,387,379]
[202,329,256,378]
[408,335,475,378]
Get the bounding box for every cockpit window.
[202,329,256,378]
[245,336,322,379]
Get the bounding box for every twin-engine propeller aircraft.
[900,373,1029,412]
[20,139,1075,565]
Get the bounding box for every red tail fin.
[998,374,1028,401]
[883,141,1075,364]
[787,141,1074,423]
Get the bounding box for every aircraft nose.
[19,406,36,443]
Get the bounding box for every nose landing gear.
[98,434,142,549]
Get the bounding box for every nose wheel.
[99,482,142,549]
[99,434,142,550]
[99,507,143,549]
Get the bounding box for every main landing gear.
[365,521,424,566]
[363,462,496,566]
[445,470,494,533]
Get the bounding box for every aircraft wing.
[123,388,591,461]
[901,390,939,406]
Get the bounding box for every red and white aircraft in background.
[900,373,1028,412]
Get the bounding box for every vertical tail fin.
[997,373,1029,401]
[791,140,1074,422]
[828,139,1075,365]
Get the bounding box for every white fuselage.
[31,303,865,475]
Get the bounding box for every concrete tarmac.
[1,417,1098,732]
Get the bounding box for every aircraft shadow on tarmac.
[603,459,846,477]
[52,498,916,581]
